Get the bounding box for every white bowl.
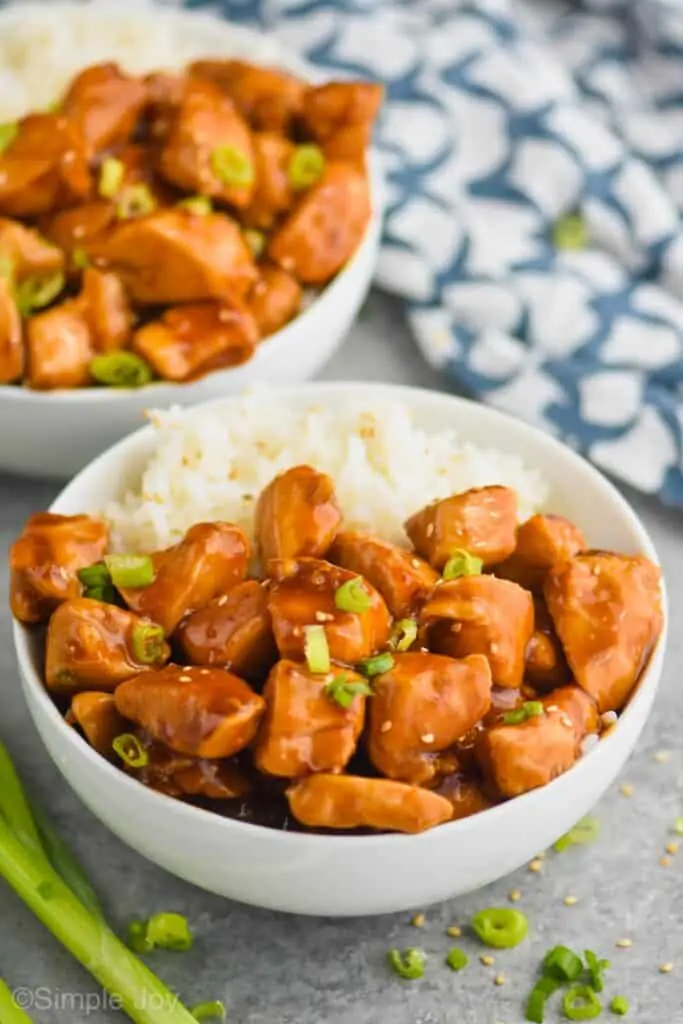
[0,4,382,480]
[12,383,668,917]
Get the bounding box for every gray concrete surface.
[0,293,681,1023]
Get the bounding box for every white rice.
[104,392,548,554]
[0,0,308,122]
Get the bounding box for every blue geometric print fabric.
[170,1,683,503]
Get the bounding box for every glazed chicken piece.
[10,512,108,623]
[247,263,302,337]
[254,660,366,777]
[329,531,439,619]
[81,267,132,352]
[159,79,255,208]
[243,132,295,230]
[41,200,117,265]
[436,773,497,821]
[118,522,250,635]
[267,162,371,285]
[61,63,148,158]
[0,218,64,280]
[0,113,91,218]
[367,652,492,785]
[545,552,663,713]
[175,580,277,681]
[132,737,252,800]
[268,557,391,664]
[143,71,188,141]
[525,598,570,691]
[421,575,534,689]
[87,209,257,305]
[69,691,127,757]
[45,598,170,694]
[287,774,453,834]
[255,465,342,564]
[0,276,22,384]
[476,684,598,798]
[189,60,306,133]
[301,82,384,164]
[26,299,93,390]
[133,299,258,382]
[405,485,518,571]
[114,665,265,759]
[497,513,586,594]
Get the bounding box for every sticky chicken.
[405,485,518,570]
[255,465,341,564]
[329,531,438,618]
[497,513,586,593]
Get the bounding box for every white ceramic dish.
[0,3,382,480]
[12,383,668,917]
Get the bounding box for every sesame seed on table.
[0,293,682,1022]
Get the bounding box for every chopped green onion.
[0,122,18,154]
[127,919,153,953]
[357,652,394,677]
[553,213,587,251]
[112,734,149,769]
[191,1002,226,1023]
[72,247,91,270]
[90,351,153,388]
[610,996,629,1017]
[583,949,610,993]
[177,196,212,216]
[98,157,125,199]
[387,947,425,980]
[104,554,155,589]
[543,945,583,982]
[0,254,14,281]
[503,708,526,725]
[503,701,546,726]
[526,977,561,1023]
[82,583,118,604]
[145,912,193,952]
[15,271,65,316]
[288,144,325,190]
[116,184,157,220]
[523,701,544,718]
[131,622,166,665]
[243,228,265,259]
[211,146,254,189]
[562,985,602,1021]
[554,816,600,853]
[445,947,468,972]
[324,673,373,709]
[388,618,418,652]
[334,576,372,613]
[442,549,483,580]
[77,562,111,589]
[471,907,529,949]
[672,817,683,836]
[303,624,330,674]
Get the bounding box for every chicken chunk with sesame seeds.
[253,660,366,777]
[189,60,306,133]
[421,575,534,689]
[69,692,127,757]
[115,665,265,759]
[525,598,571,690]
[267,557,391,664]
[175,580,277,682]
[545,551,663,713]
[0,218,64,281]
[81,267,132,352]
[10,512,108,623]
[25,298,93,390]
[367,652,492,785]
[496,513,586,594]
[45,598,170,694]
[61,63,148,158]
[242,132,295,230]
[118,522,250,635]
[405,485,518,571]
[300,81,384,165]
[329,531,439,619]
[286,774,454,834]
[255,465,342,564]
[247,263,302,337]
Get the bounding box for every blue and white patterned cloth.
[210,1,683,502]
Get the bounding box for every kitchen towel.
[195,0,683,505]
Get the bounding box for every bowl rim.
[12,382,669,849]
[0,2,384,405]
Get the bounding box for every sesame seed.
[666,842,679,855]
[178,675,191,682]
[660,856,672,868]
[480,955,495,966]
[601,711,618,727]
[411,559,421,569]
[73,224,86,238]
[546,705,559,712]
[660,963,674,974]
[446,925,461,937]
[615,938,633,949]
[494,974,506,986]
[508,889,522,902]
[563,896,578,906]
[560,714,573,728]
[490,643,499,654]
[619,784,634,797]
[218,308,233,323]
[529,859,543,873]
[315,611,327,622]
[653,750,670,763]
[216,595,228,607]
[380,721,392,733]
[426,523,435,536]
[200,668,210,675]
[411,913,425,928]
[421,733,435,744]
[183,666,193,672]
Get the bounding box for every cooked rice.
[104,391,548,554]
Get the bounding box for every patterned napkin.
[189,0,683,506]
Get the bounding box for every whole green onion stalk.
[0,742,199,1024]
